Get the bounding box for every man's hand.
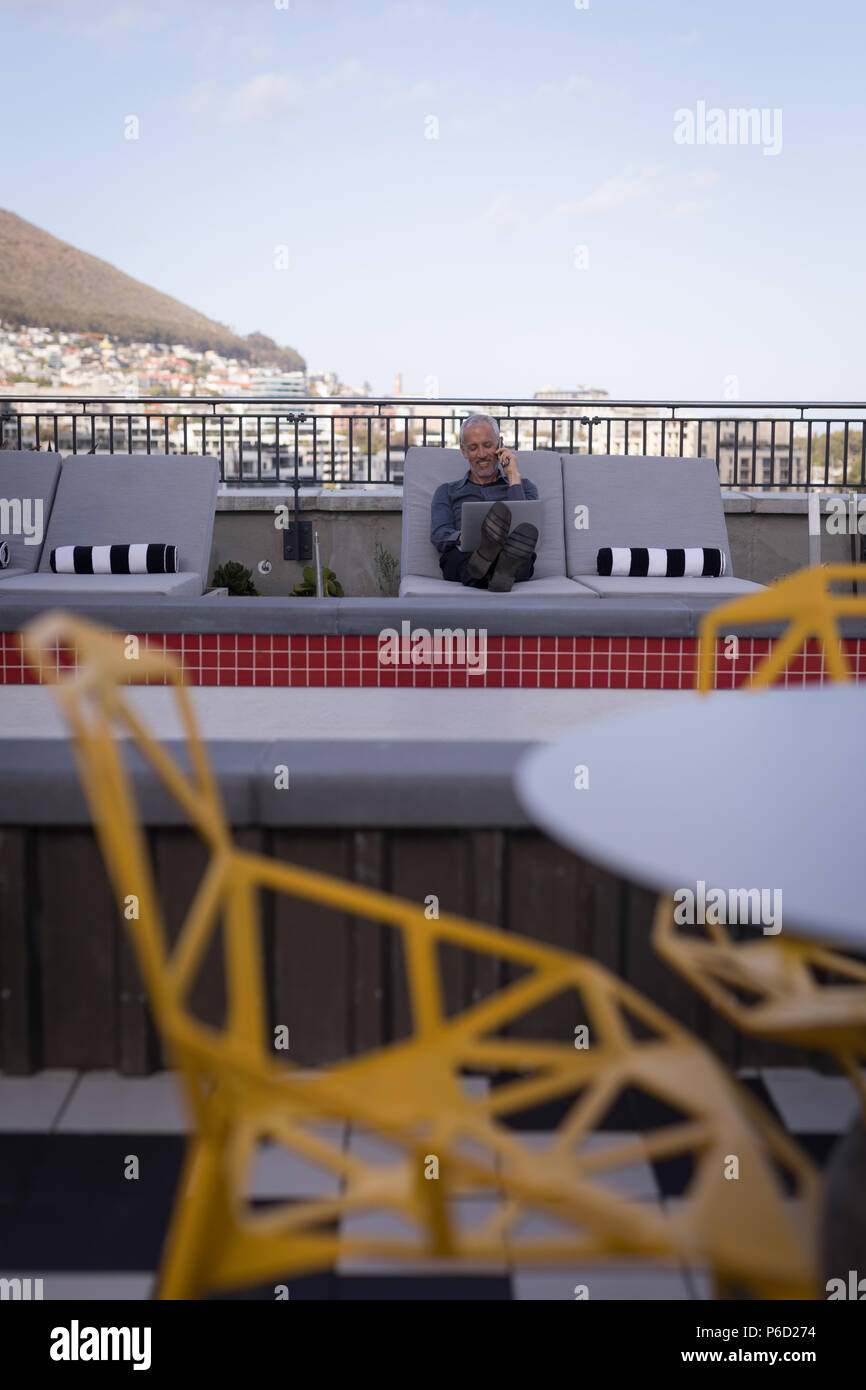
[497,444,520,485]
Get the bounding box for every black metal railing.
[2,395,866,491]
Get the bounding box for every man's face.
[461,422,500,483]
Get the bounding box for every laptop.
[458,500,543,552]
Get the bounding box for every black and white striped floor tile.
[0,1067,858,1301]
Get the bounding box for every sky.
[1,0,864,401]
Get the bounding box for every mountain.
[0,208,305,371]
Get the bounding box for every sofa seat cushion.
[576,575,764,598]
[0,571,203,596]
[399,575,598,598]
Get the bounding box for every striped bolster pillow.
[0,541,8,569]
[50,544,178,575]
[597,547,726,578]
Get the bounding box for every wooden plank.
[737,1025,814,1071]
[0,829,41,1073]
[581,857,623,977]
[152,830,226,1070]
[505,831,585,1043]
[388,831,471,1041]
[116,884,157,1077]
[350,831,386,1055]
[622,882,706,1042]
[271,830,353,1067]
[39,830,117,1068]
[467,830,505,1009]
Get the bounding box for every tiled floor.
[0,1066,856,1301]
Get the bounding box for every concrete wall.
[209,490,861,597]
[211,491,403,597]
[725,495,854,585]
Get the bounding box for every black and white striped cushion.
[50,544,178,575]
[597,547,726,578]
[0,541,9,569]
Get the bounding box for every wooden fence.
[0,825,821,1076]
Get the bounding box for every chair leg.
[155,1135,225,1301]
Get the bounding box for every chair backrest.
[17,611,258,1068]
[561,455,733,576]
[0,451,62,571]
[38,454,220,581]
[401,446,567,580]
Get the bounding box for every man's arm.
[430,481,462,551]
[499,446,538,500]
[513,475,539,500]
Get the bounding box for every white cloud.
[672,199,706,218]
[318,58,370,93]
[225,73,304,124]
[548,164,663,219]
[687,169,719,191]
[471,193,518,228]
[96,5,165,32]
[534,75,596,101]
[180,61,370,127]
[379,77,439,110]
[382,2,449,21]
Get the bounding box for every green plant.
[374,541,400,597]
[292,566,344,597]
[211,560,260,596]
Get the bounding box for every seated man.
[430,414,539,591]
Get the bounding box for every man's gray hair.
[459,413,501,447]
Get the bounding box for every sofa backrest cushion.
[561,455,733,576]
[39,454,220,582]
[0,451,62,571]
[402,446,566,580]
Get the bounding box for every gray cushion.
[401,447,566,581]
[577,575,764,598]
[0,451,62,572]
[562,456,736,578]
[0,567,31,582]
[39,454,219,583]
[399,575,598,598]
[0,571,203,596]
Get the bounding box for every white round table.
[515,685,866,952]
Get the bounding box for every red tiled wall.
[3,631,864,688]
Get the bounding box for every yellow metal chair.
[652,898,866,1112]
[653,565,866,1117]
[697,562,866,692]
[20,612,821,1300]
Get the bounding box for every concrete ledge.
[0,738,535,827]
[721,491,754,512]
[0,739,257,824]
[0,594,713,636]
[742,491,866,514]
[3,592,866,638]
[217,488,402,512]
[214,487,853,515]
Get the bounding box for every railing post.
[808,491,822,567]
[282,411,311,561]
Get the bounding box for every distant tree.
[812,429,866,484]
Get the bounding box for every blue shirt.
[430,466,539,552]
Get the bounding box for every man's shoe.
[465,501,511,581]
[487,522,538,592]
